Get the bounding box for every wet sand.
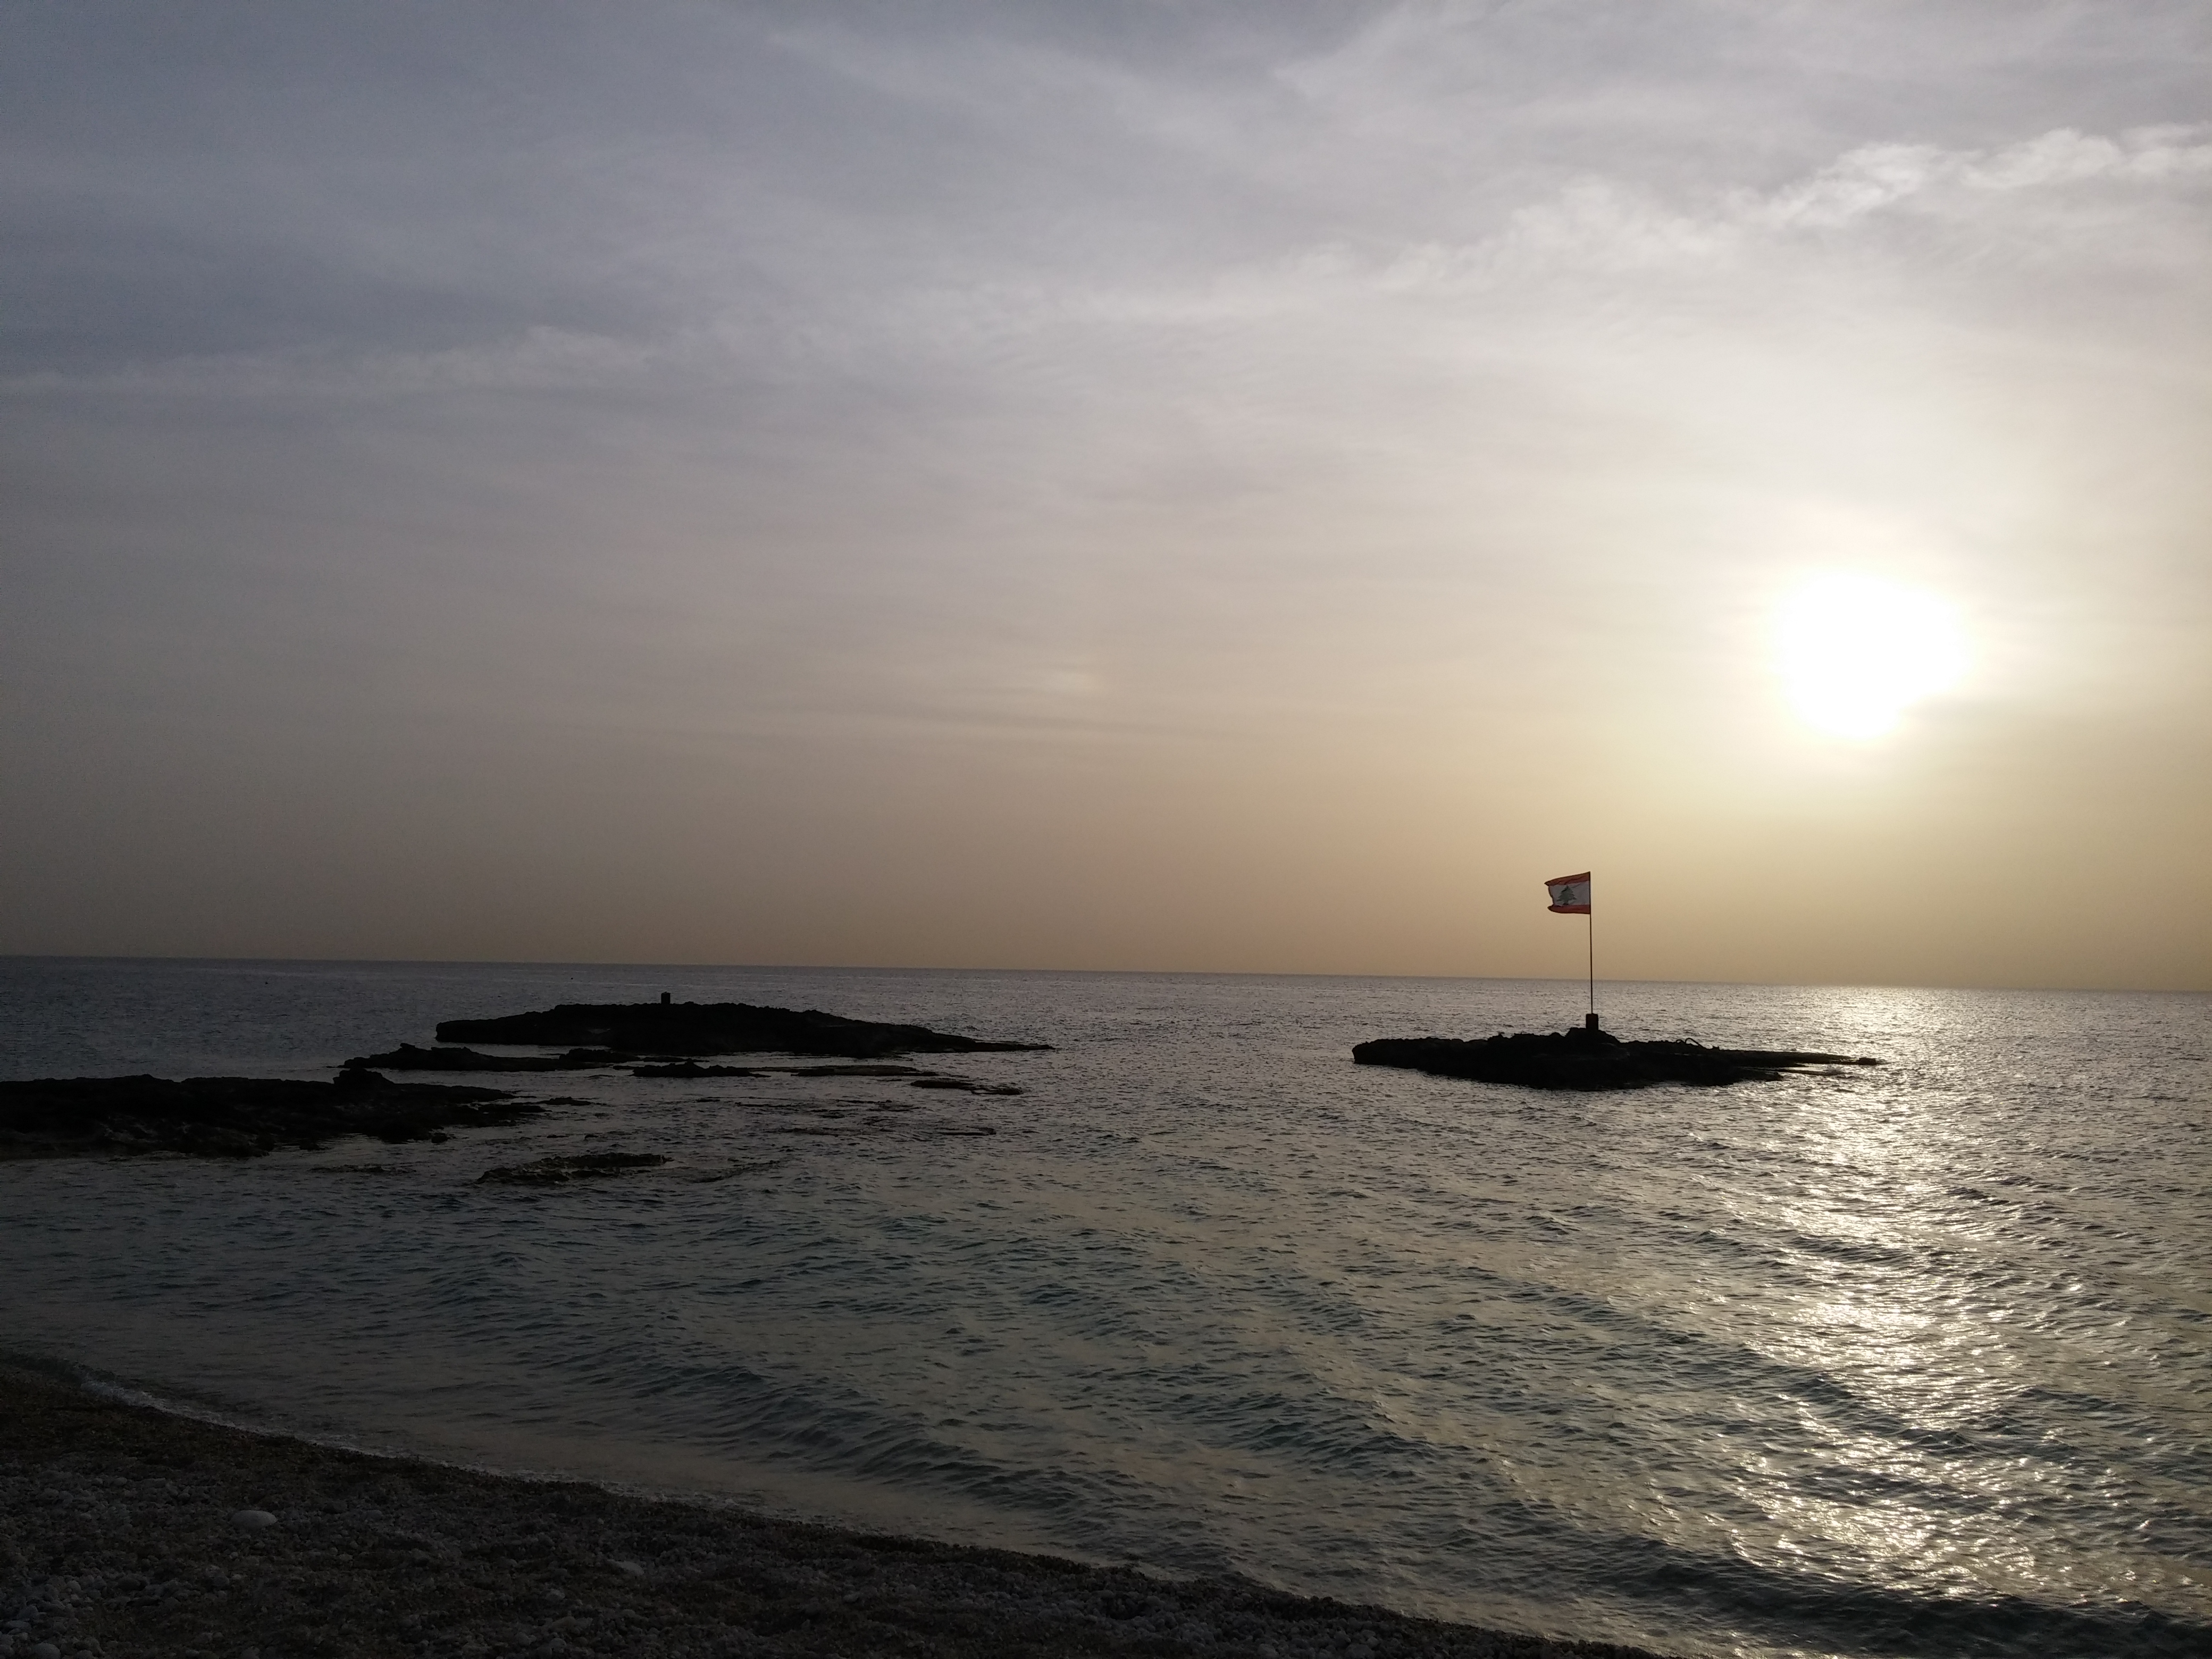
[0,1360,1669,1659]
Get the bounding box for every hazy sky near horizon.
[4,2,2208,990]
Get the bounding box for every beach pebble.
[30,1644,60,1659]
[612,1560,644,1577]
[229,1509,278,1529]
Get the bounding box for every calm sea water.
[1,958,2207,1658]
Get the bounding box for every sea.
[1,958,2206,1659]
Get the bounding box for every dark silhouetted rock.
[343,1043,638,1073]
[0,1074,538,1160]
[629,1060,763,1078]
[434,1001,1050,1059]
[475,1153,669,1186]
[1353,1028,1880,1092]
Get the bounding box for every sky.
[2,1,2207,990]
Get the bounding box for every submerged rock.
[772,1063,932,1077]
[343,1043,635,1073]
[629,1060,762,1078]
[908,1076,1024,1095]
[1353,1028,1880,1092]
[475,1152,669,1186]
[0,1073,538,1160]
[434,1001,1049,1059]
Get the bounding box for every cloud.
[2,2,2207,979]
[1379,123,2212,281]
[18,106,2199,415]
[1760,123,2212,227]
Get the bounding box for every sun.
[1774,574,1967,739]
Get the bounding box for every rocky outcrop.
[434,1001,1050,1059]
[1353,1027,1880,1092]
[343,1043,636,1073]
[0,1072,538,1159]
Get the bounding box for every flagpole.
[1545,870,1598,1032]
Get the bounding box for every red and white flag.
[1545,872,1591,914]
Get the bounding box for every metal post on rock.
[1585,903,1597,1032]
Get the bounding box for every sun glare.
[1775,574,1967,739]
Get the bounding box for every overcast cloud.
[3,2,2207,986]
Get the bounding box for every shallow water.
[2,958,2207,1658]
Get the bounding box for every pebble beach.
[0,1361,1665,1659]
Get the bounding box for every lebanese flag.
[1545,872,1591,914]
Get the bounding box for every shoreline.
[0,1360,1672,1659]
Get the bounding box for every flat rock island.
[0,1071,537,1159]
[1354,1027,1880,1091]
[434,999,1051,1059]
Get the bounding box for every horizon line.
[3,952,2203,999]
